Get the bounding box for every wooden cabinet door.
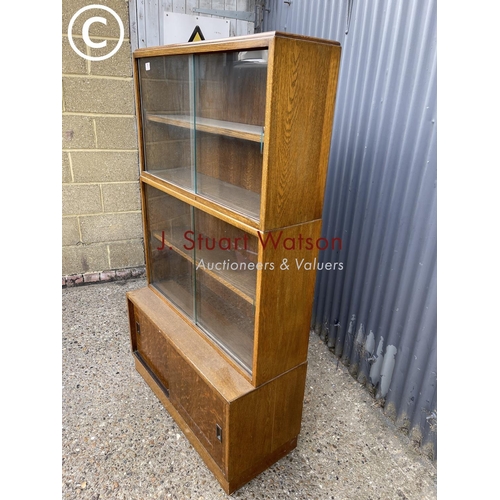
[134,308,170,393]
[167,347,226,471]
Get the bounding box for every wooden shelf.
[152,229,257,304]
[149,168,261,220]
[146,114,264,143]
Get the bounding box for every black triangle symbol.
[188,25,205,42]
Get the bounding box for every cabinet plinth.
[128,31,341,492]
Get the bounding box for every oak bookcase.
[126,31,341,493]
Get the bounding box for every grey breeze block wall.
[62,0,144,281]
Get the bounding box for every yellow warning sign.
[188,26,205,42]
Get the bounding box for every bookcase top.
[133,30,340,59]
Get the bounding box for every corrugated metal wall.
[264,0,437,458]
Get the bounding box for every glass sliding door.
[138,49,268,221]
[194,49,268,220]
[193,208,258,373]
[144,185,258,374]
[145,185,195,318]
[139,55,195,190]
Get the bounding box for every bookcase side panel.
[253,220,323,385]
[226,381,274,483]
[262,37,341,230]
[225,363,306,490]
[271,363,308,450]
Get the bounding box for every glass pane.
[139,55,195,189]
[195,50,268,220]
[194,209,257,373]
[145,185,194,317]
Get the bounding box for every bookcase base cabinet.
[127,287,307,494]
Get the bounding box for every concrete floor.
[62,278,437,499]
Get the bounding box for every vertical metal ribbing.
[264,0,437,457]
